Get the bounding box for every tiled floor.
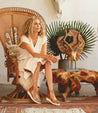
[0,81,97,98]
[0,82,97,113]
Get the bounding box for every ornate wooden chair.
[0,7,46,102]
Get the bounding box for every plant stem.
[60,53,63,60]
[64,54,67,59]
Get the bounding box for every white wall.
[0,0,98,84]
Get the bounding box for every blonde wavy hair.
[19,16,45,43]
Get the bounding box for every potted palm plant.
[47,20,97,70]
[47,21,68,69]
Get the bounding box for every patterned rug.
[0,96,98,113]
[20,108,86,113]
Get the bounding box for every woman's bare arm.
[20,42,58,63]
[41,42,47,55]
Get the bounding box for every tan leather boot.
[27,86,41,104]
[46,90,60,106]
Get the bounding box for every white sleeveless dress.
[18,35,47,80]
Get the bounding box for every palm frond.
[47,20,97,60]
[47,21,65,58]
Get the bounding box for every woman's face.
[32,18,41,33]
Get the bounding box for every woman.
[18,16,60,105]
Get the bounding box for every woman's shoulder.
[21,35,30,44]
[43,36,47,42]
[39,36,47,41]
[38,36,47,45]
[21,35,28,40]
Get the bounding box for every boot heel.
[27,87,41,104]
[46,90,60,106]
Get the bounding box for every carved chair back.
[0,7,46,84]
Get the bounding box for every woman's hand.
[47,54,58,63]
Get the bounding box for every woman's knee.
[45,61,51,67]
[37,62,41,67]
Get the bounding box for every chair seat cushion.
[7,44,22,56]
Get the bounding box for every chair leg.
[4,84,32,103]
[15,63,19,84]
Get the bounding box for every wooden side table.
[52,69,98,101]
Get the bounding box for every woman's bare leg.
[32,62,41,88]
[45,61,53,91]
[27,62,42,104]
[45,61,60,105]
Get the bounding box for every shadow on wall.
[0,43,8,83]
[43,0,57,20]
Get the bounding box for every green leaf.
[47,20,97,60]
